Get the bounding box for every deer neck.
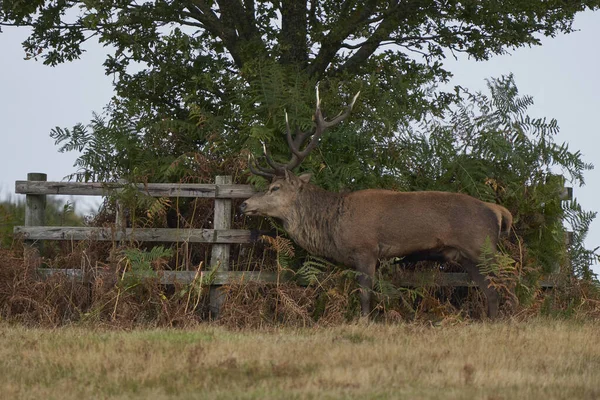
[281,186,345,258]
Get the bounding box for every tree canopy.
[2,0,599,184]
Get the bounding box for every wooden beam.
[559,187,573,201]
[396,272,476,287]
[24,173,47,268]
[15,181,256,198]
[210,176,233,269]
[396,272,555,288]
[37,269,282,285]
[14,226,253,244]
[33,269,558,288]
[210,176,233,318]
[24,174,47,227]
[565,231,574,246]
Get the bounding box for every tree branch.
[184,0,244,67]
[335,6,402,76]
[279,0,309,66]
[306,0,379,79]
[218,0,268,60]
[183,0,267,68]
[217,0,258,40]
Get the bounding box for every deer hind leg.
[461,258,499,319]
[441,248,498,319]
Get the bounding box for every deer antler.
[249,86,360,178]
[248,154,279,178]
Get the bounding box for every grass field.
[1,319,599,400]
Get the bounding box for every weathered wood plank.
[37,269,282,285]
[396,272,476,287]
[210,176,233,318]
[15,181,256,198]
[24,173,47,268]
[559,187,573,201]
[24,174,47,227]
[211,176,233,269]
[388,272,555,288]
[162,270,281,285]
[14,226,253,244]
[565,231,574,246]
[33,269,557,288]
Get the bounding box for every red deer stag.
[240,89,512,318]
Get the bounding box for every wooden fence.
[14,172,570,316]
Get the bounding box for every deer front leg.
[355,257,377,318]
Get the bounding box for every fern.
[394,74,597,278]
[564,200,600,280]
[295,256,337,286]
[122,246,173,274]
[146,197,171,223]
[262,235,295,273]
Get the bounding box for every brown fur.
[241,172,512,318]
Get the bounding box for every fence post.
[114,178,128,241]
[24,172,47,267]
[560,186,574,275]
[209,175,232,319]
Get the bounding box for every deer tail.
[489,203,513,236]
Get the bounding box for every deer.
[240,88,512,319]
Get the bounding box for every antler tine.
[261,141,287,171]
[322,90,360,128]
[249,88,359,178]
[283,110,311,170]
[247,154,277,178]
[316,84,321,108]
[284,110,296,153]
[284,110,310,155]
[288,89,361,161]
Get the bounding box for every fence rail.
[16,180,256,198]
[34,269,558,288]
[37,269,281,285]
[14,226,252,243]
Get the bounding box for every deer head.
[248,86,360,178]
[240,170,313,218]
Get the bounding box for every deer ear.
[298,173,312,183]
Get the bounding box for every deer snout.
[240,200,260,215]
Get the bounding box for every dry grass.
[0,319,599,399]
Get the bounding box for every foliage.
[261,235,295,273]
[120,246,173,280]
[0,247,210,327]
[2,0,599,184]
[390,74,598,280]
[564,199,600,280]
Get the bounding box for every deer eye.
[271,186,280,192]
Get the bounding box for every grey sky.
[1,11,599,276]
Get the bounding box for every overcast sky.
[1,10,599,276]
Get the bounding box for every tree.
[2,1,599,184]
